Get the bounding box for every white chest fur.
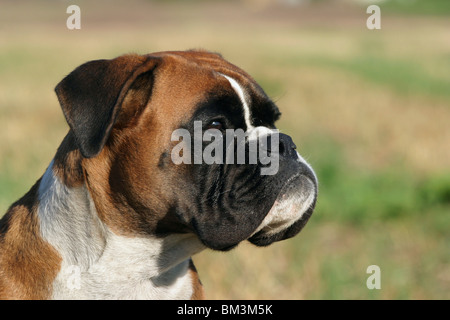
[37,160,204,300]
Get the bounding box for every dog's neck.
[37,157,205,299]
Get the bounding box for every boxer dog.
[0,50,317,299]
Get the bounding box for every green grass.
[382,0,450,16]
[311,139,450,225]
[275,53,450,101]
[318,55,450,100]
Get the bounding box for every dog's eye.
[206,120,224,131]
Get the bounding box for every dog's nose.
[245,129,300,162]
[258,132,297,158]
[278,133,297,158]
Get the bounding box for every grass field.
[0,0,449,299]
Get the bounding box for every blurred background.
[0,0,449,299]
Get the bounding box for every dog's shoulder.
[0,180,61,299]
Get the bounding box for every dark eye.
[206,120,224,131]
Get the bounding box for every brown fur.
[0,181,61,299]
[0,50,260,299]
[76,51,251,237]
[189,259,205,300]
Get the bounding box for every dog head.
[55,50,317,251]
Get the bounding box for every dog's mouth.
[248,173,317,246]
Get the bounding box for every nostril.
[256,132,297,157]
[278,133,298,158]
[278,139,286,155]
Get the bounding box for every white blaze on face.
[221,74,279,175]
[220,72,317,234]
[220,74,255,131]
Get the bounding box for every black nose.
[277,133,298,159]
[261,133,297,159]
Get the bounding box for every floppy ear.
[55,54,160,158]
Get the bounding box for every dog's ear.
[55,55,160,158]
